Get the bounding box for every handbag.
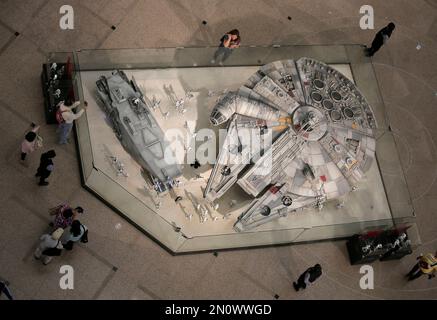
[42,241,62,256]
[35,135,43,149]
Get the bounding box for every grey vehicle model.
[96,70,182,192]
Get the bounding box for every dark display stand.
[41,62,74,124]
[379,244,413,261]
[347,228,412,265]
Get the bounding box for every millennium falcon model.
[206,58,377,231]
[96,70,182,192]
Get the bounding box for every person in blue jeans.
[211,29,241,65]
[57,100,88,144]
[0,281,13,300]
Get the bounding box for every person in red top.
[211,29,241,65]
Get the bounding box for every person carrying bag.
[20,123,43,162]
[61,220,89,251]
[34,228,64,265]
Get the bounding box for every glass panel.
[376,131,415,221]
[73,51,94,180]
[73,45,358,71]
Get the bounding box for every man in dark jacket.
[35,149,56,186]
[365,22,395,57]
[293,264,322,291]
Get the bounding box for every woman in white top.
[34,228,64,265]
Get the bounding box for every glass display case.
[46,44,417,253]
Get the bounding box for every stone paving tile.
[411,196,437,244]
[0,23,12,49]
[0,0,48,33]
[78,0,138,27]
[101,0,195,49]
[188,256,274,300]
[0,198,49,259]
[21,0,111,52]
[96,272,142,300]
[137,252,215,299]
[0,249,46,298]
[130,286,156,300]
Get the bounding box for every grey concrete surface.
[0,0,436,299]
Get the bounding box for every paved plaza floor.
[0,0,436,299]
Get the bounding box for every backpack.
[55,102,67,124]
[80,229,88,243]
[42,241,62,256]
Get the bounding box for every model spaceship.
[206,58,377,231]
[96,70,182,192]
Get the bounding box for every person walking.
[365,22,395,57]
[406,252,437,281]
[61,220,88,251]
[0,281,13,300]
[20,122,41,162]
[35,149,56,186]
[211,29,241,65]
[33,228,64,265]
[293,264,322,291]
[56,99,88,145]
